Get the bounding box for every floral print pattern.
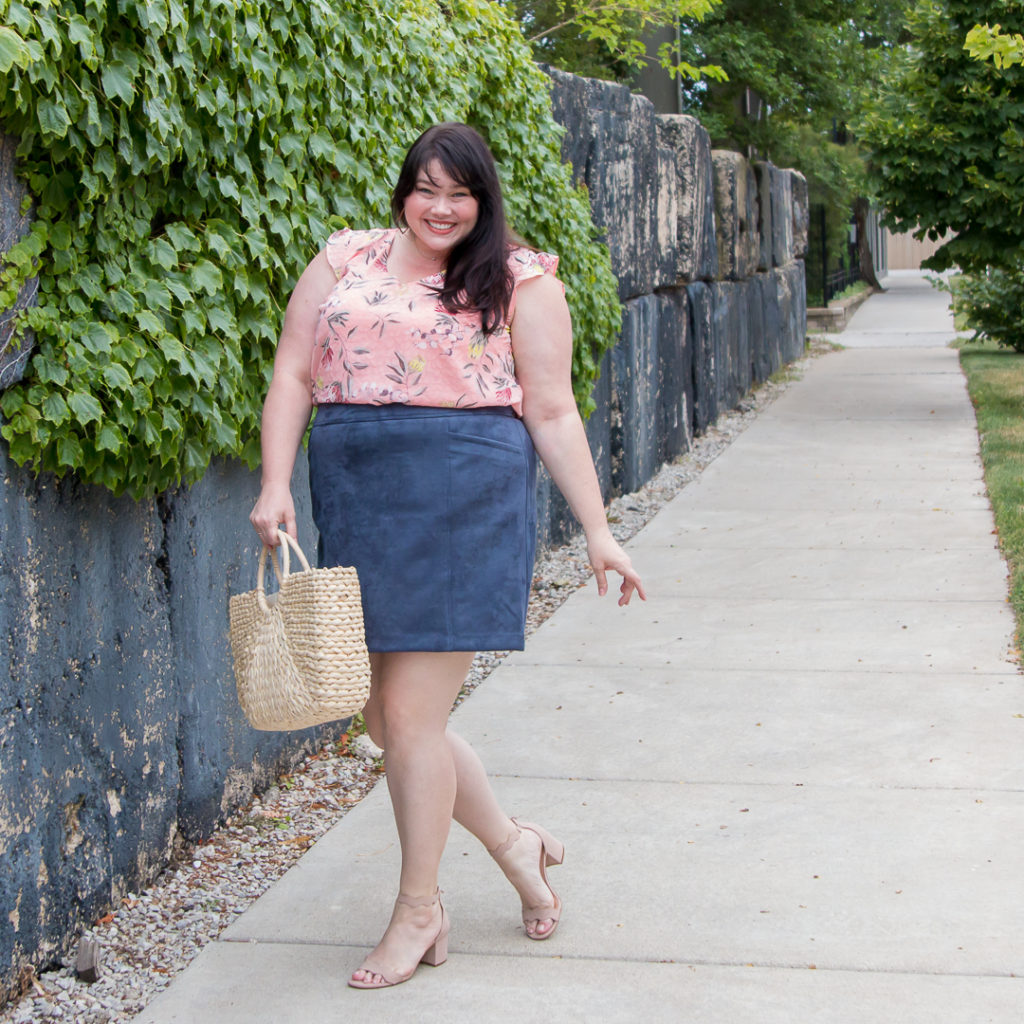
[311,228,560,415]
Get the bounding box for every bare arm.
[249,250,336,546]
[511,274,645,606]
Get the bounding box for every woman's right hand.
[250,483,296,547]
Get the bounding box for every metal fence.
[824,264,862,304]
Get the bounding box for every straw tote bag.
[229,530,371,730]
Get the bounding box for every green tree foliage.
[499,0,724,82]
[858,0,1024,277]
[0,0,621,497]
[965,22,1024,66]
[951,268,1024,351]
[676,1,910,151]
[956,17,1024,351]
[676,1,911,302]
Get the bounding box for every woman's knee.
[373,699,424,749]
[361,695,422,750]
[360,699,386,750]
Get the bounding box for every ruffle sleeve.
[507,246,563,323]
[508,246,560,285]
[323,227,391,279]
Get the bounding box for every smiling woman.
[250,121,645,990]
[397,165,480,263]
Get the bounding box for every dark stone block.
[656,288,692,461]
[748,273,770,384]
[587,85,658,301]
[658,115,717,282]
[586,349,614,502]
[0,450,179,982]
[712,151,759,281]
[771,167,795,267]
[791,259,808,357]
[0,134,37,392]
[711,281,751,409]
[753,162,774,272]
[788,169,809,258]
[544,66,592,186]
[611,295,660,493]
[774,265,794,363]
[535,464,577,551]
[686,281,716,434]
[654,132,680,289]
[546,69,659,301]
[710,282,732,409]
[0,439,339,990]
[775,262,807,364]
[735,279,753,397]
[754,272,782,380]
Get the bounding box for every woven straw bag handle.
[255,530,314,613]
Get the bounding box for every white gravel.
[0,344,827,1022]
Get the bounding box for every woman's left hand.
[586,530,646,606]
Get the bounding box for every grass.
[958,340,1024,658]
[831,279,871,303]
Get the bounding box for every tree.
[676,2,909,152]
[499,0,724,81]
[675,1,911,300]
[858,0,1024,276]
[941,14,1024,351]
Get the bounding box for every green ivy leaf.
[66,16,93,49]
[67,391,104,425]
[190,260,223,295]
[96,422,123,452]
[0,25,31,72]
[81,323,114,354]
[148,237,177,270]
[102,363,132,390]
[135,310,166,335]
[100,61,136,104]
[57,433,84,468]
[38,97,72,138]
[41,392,70,425]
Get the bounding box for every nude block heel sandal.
[348,890,450,989]
[490,818,565,941]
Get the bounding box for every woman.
[250,122,644,989]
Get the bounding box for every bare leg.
[360,665,560,944]
[447,729,515,849]
[447,729,559,938]
[350,650,473,987]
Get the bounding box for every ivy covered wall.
[0,0,619,495]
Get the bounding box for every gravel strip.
[1,343,828,1022]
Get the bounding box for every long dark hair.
[391,123,514,335]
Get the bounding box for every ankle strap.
[395,888,441,909]
[487,823,522,860]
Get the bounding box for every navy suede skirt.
[308,404,537,652]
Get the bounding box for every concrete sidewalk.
[135,273,1023,1023]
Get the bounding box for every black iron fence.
[824,265,862,304]
[809,202,862,307]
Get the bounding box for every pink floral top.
[311,228,560,416]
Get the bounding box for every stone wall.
[0,70,807,994]
[539,68,807,538]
